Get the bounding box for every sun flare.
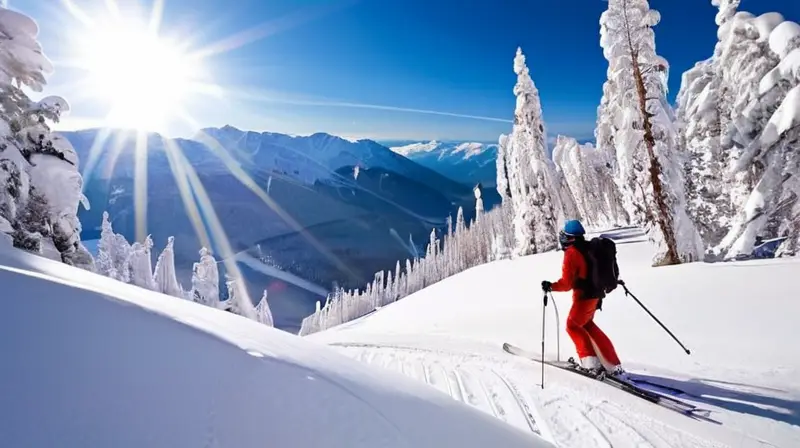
[66,4,216,132]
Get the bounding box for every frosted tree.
[128,235,156,290]
[474,185,484,222]
[505,48,565,256]
[553,136,628,228]
[191,247,220,307]
[153,236,183,298]
[298,204,517,335]
[95,211,131,282]
[0,7,92,269]
[718,19,800,257]
[676,3,780,246]
[600,0,703,265]
[254,289,274,327]
[553,162,581,222]
[676,2,799,256]
[495,134,512,200]
[97,211,119,279]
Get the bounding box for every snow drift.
[0,242,548,447]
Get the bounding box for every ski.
[502,343,712,418]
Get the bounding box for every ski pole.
[619,281,691,355]
[549,291,560,362]
[541,291,547,389]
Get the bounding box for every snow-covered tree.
[0,7,92,269]
[96,211,131,282]
[505,48,565,256]
[495,134,512,200]
[474,185,484,222]
[600,0,703,265]
[299,202,517,335]
[191,247,220,307]
[718,19,800,257]
[676,4,780,247]
[553,136,628,228]
[676,2,800,257]
[128,235,156,290]
[153,236,183,298]
[254,289,274,327]
[553,161,581,223]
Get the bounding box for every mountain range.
[381,140,499,188]
[66,127,500,332]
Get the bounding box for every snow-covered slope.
[310,228,800,447]
[0,241,549,447]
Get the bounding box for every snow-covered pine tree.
[0,7,92,269]
[553,136,628,228]
[255,289,274,327]
[128,235,156,290]
[95,211,131,282]
[600,0,703,266]
[495,134,512,200]
[474,185,484,222]
[96,211,118,279]
[153,236,183,298]
[553,159,581,223]
[191,247,220,307]
[675,1,774,247]
[505,48,565,256]
[222,276,258,320]
[718,18,800,257]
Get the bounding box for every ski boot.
[567,356,606,378]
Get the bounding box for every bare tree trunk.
[622,0,680,265]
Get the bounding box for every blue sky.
[12,0,800,142]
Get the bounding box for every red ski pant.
[566,298,621,366]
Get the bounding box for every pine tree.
[191,247,220,307]
[718,19,800,257]
[600,0,703,266]
[553,136,628,228]
[474,185,484,222]
[96,211,131,282]
[495,134,512,200]
[0,7,92,269]
[153,236,183,298]
[505,48,564,256]
[255,289,275,327]
[128,235,156,290]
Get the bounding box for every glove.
[541,281,552,292]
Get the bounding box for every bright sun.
[69,9,212,132]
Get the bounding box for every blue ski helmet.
[563,220,586,236]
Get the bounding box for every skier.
[541,220,624,377]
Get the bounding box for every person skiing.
[541,220,624,377]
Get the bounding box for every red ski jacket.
[550,245,592,301]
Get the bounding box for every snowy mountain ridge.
[387,140,500,188]
[390,140,497,161]
[62,126,490,331]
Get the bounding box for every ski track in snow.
[332,344,728,448]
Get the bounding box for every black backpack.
[576,237,620,301]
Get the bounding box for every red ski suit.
[550,245,621,366]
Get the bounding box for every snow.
[760,84,800,148]
[310,228,800,448]
[391,140,442,156]
[769,20,800,58]
[750,12,785,42]
[0,243,547,447]
[0,7,53,90]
